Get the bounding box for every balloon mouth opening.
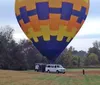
[40,49,62,61]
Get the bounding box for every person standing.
[35,64,39,72]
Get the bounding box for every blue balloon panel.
[31,36,72,62]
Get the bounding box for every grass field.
[0,69,100,85]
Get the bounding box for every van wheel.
[47,70,50,73]
[56,70,59,73]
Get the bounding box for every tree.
[93,41,100,50]
[0,26,14,69]
[56,47,74,67]
[18,39,48,69]
[0,26,49,70]
[84,53,99,66]
[72,56,80,67]
[88,47,100,62]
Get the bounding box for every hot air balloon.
[15,0,89,62]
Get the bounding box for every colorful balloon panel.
[15,0,89,62]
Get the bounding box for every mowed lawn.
[0,69,100,85]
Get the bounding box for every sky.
[0,0,100,51]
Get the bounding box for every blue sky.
[0,0,100,51]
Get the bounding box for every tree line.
[0,26,100,70]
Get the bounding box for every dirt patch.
[55,70,100,79]
[85,70,100,75]
[65,70,100,75]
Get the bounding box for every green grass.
[0,69,100,85]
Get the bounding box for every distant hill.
[72,50,87,57]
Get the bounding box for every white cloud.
[68,38,100,51]
[13,33,28,42]
[77,18,100,36]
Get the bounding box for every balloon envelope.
[15,0,89,62]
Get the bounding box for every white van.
[45,64,66,73]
